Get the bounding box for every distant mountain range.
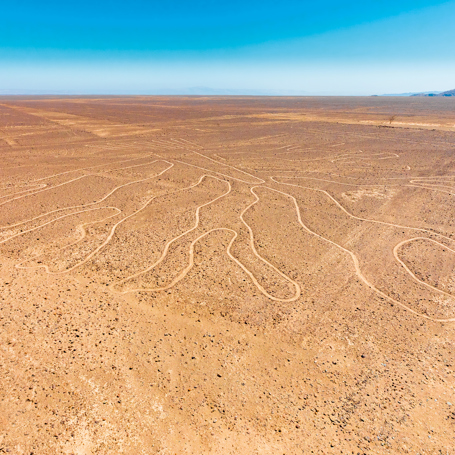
[411,89,455,97]
[380,89,455,97]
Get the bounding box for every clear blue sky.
[1,0,454,95]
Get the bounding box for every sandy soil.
[1,96,455,454]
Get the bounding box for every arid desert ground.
[1,96,455,454]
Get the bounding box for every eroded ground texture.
[1,96,455,454]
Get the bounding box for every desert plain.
[0,96,455,454]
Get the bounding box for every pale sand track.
[267,180,455,322]
[0,160,172,231]
[262,149,399,165]
[4,137,454,321]
[272,174,455,198]
[331,152,399,162]
[0,206,121,246]
[270,176,455,242]
[9,153,300,302]
[115,149,455,315]
[272,175,399,189]
[116,178,300,302]
[238,187,301,301]
[19,153,155,182]
[0,183,47,199]
[170,159,265,185]
[114,175,233,291]
[149,139,187,150]
[116,227,299,302]
[14,172,227,274]
[0,154,160,205]
[407,181,455,195]
[187,150,265,184]
[393,237,455,298]
[0,174,89,208]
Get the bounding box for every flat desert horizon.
[1,96,455,454]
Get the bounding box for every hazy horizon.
[2,0,455,95]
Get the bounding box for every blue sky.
[1,0,454,95]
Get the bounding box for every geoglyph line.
[0,175,90,208]
[7,131,455,321]
[116,227,300,302]
[116,179,301,301]
[238,187,301,301]
[0,207,121,246]
[0,183,47,200]
[171,138,203,149]
[0,160,173,231]
[267,182,455,322]
[15,173,225,274]
[270,177,455,242]
[0,154,158,205]
[13,166,300,302]
[27,153,155,183]
[115,176,233,290]
[393,237,455,299]
[173,159,265,185]
[183,149,265,184]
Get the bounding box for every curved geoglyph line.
[332,152,399,163]
[0,160,173,232]
[0,175,90,208]
[116,180,301,302]
[271,176,455,243]
[188,150,266,184]
[114,176,233,291]
[0,206,121,246]
[407,185,455,196]
[173,158,265,185]
[0,154,157,204]
[149,139,186,150]
[115,227,300,301]
[393,237,455,299]
[0,183,48,200]
[407,177,455,195]
[176,138,204,149]
[11,165,301,302]
[274,148,398,164]
[267,181,455,322]
[8,134,454,321]
[15,173,228,275]
[238,187,301,301]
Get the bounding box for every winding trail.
[0,183,47,200]
[0,206,121,246]
[171,159,265,185]
[0,154,157,204]
[15,173,239,276]
[393,237,455,298]
[117,179,301,302]
[116,228,299,301]
[238,187,301,301]
[266,182,455,322]
[5,132,455,322]
[0,160,173,232]
[115,176,233,291]
[185,150,265,184]
[271,176,455,242]
[0,174,89,208]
